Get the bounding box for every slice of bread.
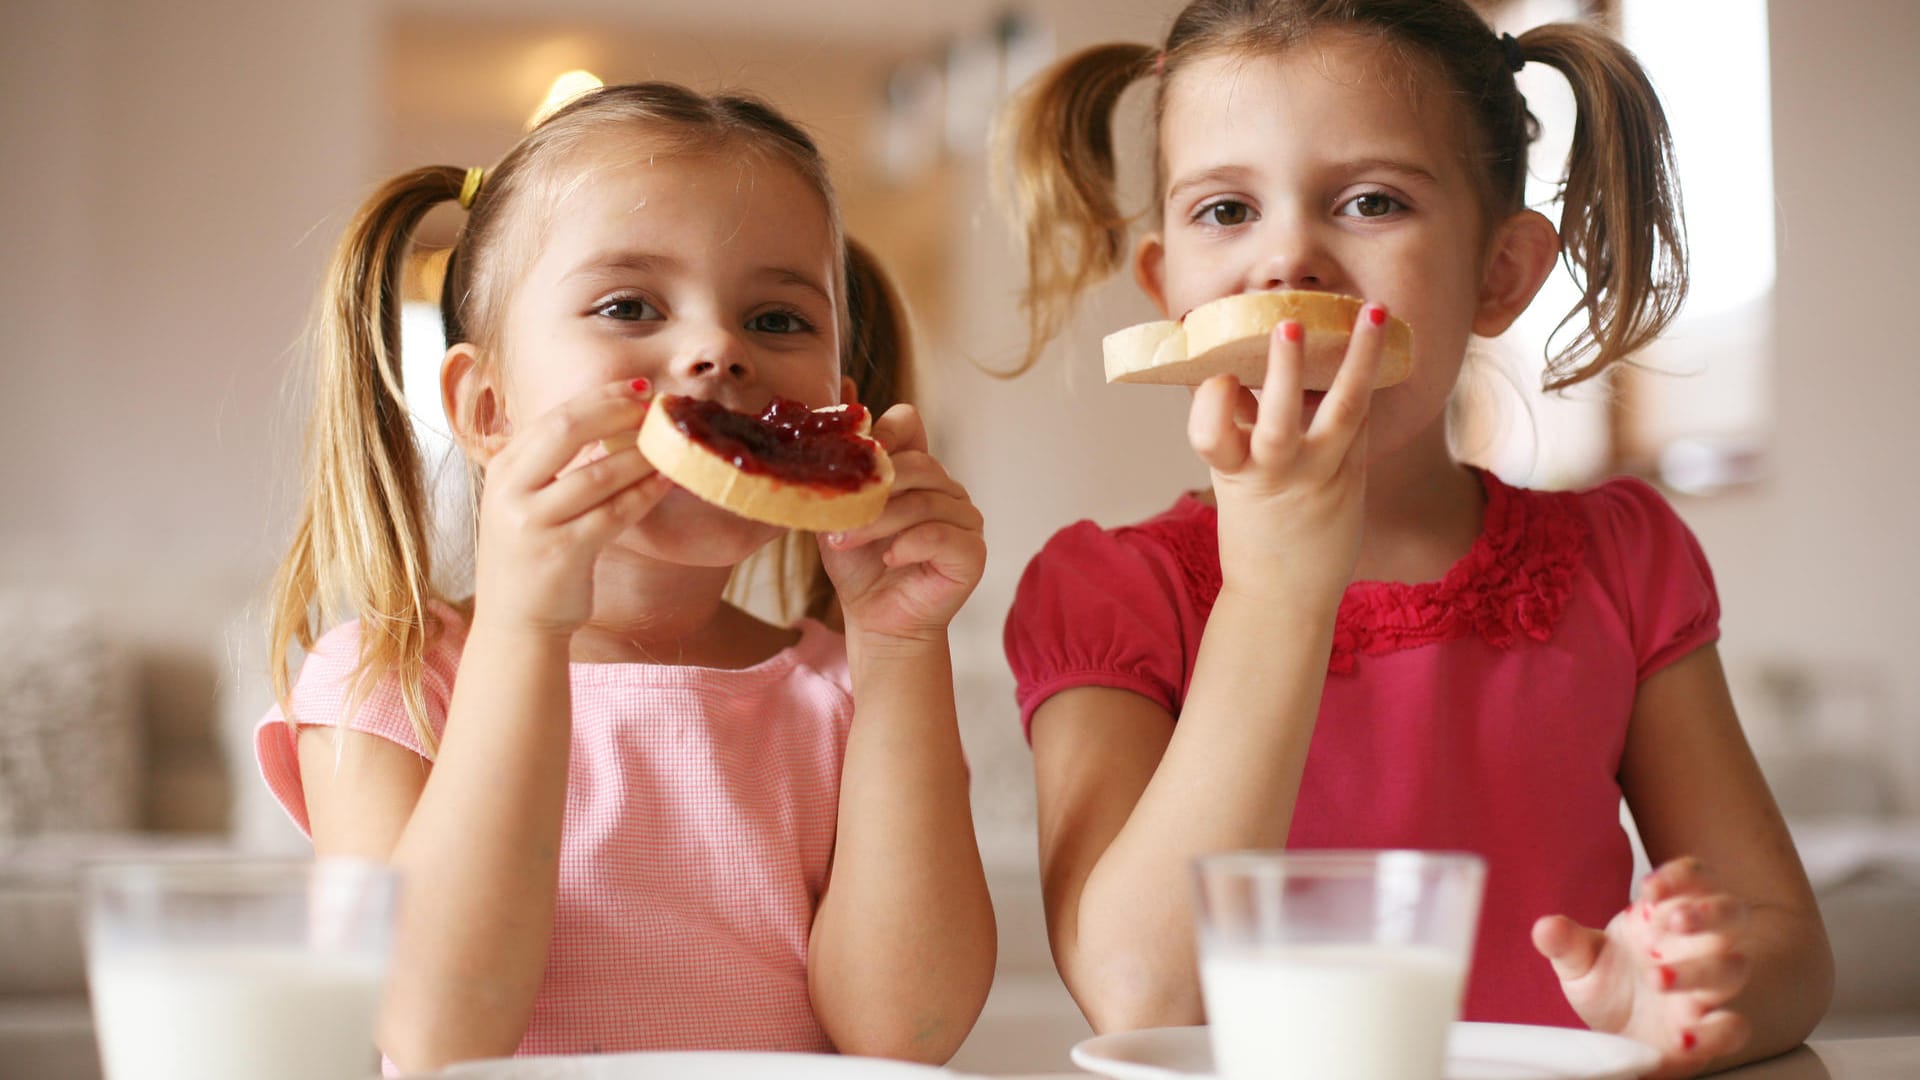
[636,396,893,533]
[1103,291,1414,390]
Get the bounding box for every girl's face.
[472,145,849,565]
[1138,32,1537,458]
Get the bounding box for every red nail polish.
[1366,306,1387,326]
[1282,321,1304,343]
[1659,965,1676,990]
[1682,1030,1698,1052]
[630,378,652,394]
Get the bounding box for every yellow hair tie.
[458,166,486,210]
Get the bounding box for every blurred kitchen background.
[3,0,1916,1075]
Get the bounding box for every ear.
[440,342,512,465]
[1474,208,1560,337]
[1132,232,1170,318]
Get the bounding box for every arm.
[1030,311,1387,1032]
[805,405,995,1063]
[1534,644,1833,1077]
[301,379,662,1071]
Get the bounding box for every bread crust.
[1103,291,1414,390]
[637,397,894,532]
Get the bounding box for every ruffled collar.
[1160,468,1589,674]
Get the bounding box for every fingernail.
[1658,965,1676,991]
[1281,320,1304,343]
[1365,305,1387,326]
[630,377,652,395]
[1682,1030,1698,1052]
[826,533,845,547]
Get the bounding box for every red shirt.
[1004,470,1720,1027]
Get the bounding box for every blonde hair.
[270,83,915,750]
[997,0,1687,391]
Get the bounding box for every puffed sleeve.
[1584,477,1722,681]
[1004,520,1191,739]
[252,610,462,835]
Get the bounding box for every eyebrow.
[563,252,832,306]
[1164,157,1442,206]
[759,266,832,307]
[563,251,682,283]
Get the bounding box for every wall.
[2,0,1916,846]
[1,0,380,831]
[1678,0,1920,809]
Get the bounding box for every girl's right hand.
[1188,303,1388,606]
[472,378,670,638]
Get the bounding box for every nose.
[1248,223,1330,293]
[672,320,755,386]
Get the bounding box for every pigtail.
[995,42,1159,376]
[270,166,465,753]
[1517,23,1688,390]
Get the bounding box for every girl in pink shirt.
[256,83,993,1072]
[996,2,1829,1075]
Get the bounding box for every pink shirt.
[256,609,852,1055]
[1004,470,1720,1028]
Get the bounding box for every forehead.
[538,142,836,274]
[1160,32,1469,182]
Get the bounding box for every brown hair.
[997,0,1687,390]
[270,82,911,750]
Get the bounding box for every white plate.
[1071,1022,1661,1080]
[419,1051,952,1080]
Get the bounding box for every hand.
[1189,304,1386,605]
[1533,857,1755,1078]
[471,379,670,638]
[818,404,985,647]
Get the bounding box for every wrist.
[845,626,950,675]
[465,609,576,662]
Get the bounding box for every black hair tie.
[1500,32,1527,74]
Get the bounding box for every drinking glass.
[85,857,398,1080]
[1193,850,1485,1080]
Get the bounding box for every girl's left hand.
[818,404,985,646]
[1533,857,1755,1078]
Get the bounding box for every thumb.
[1531,914,1605,983]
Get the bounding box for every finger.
[1189,375,1251,474]
[1658,893,1750,937]
[878,521,987,582]
[871,403,928,456]
[534,445,660,525]
[498,380,653,490]
[1652,945,1750,1009]
[1668,1008,1751,1066]
[564,472,674,549]
[1531,914,1606,983]
[1248,321,1304,464]
[828,486,984,552]
[1640,857,1717,911]
[1305,302,1387,448]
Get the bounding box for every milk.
[1200,943,1465,1080]
[89,946,385,1080]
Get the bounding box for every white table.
[992,1036,1920,1079]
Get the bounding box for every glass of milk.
[1193,850,1485,1080]
[84,857,398,1080]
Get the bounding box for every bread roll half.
[636,395,893,533]
[1103,291,1413,390]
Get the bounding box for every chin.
[623,486,784,567]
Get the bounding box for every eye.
[747,309,816,335]
[1194,199,1256,228]
[1339,192,1403,219]
[594,296,662,321]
